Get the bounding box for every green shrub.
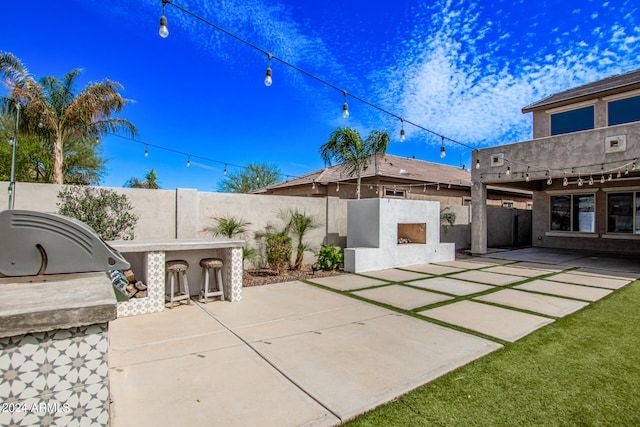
[57,185,138,241]
[317,244,343,271]
[266,235,292,276]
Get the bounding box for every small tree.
[203,215,258,266]
[57,186,138,240]
[266,235,292,276]
[217,162,281,193]
[125,169,160,189]
[440,207,456,235]
[283,209,322,270]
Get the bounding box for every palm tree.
[319,127,390,199]
[125,169,160,189]
[0,52,136,184]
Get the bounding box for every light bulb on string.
[608,174,613,181]
[588,175,594,186]
[159,1,169,38]
[399,119,405,142]
[312,182,316,190]
[600,174,605,184]
[547,176,552,185]
[342,90,349,119]
[423,184,426,192]
[475,159,480,169]
[144,144,149,157]
[264,53,273,87]
[223,164,227,175]
[617,170,622,178]
[563,174,568,187]
[440,136,446,158]
[625,168,629,175]
[506,166,511,176]
[448,183,451,189]
[187,155,191,167]
[336,182,340,192]
[577,176,583,187]
[633,160,637,171]
[437,183,440,191]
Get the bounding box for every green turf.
[345,280,640,426]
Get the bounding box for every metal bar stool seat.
[199,258,225,303]
[165,260,191,308]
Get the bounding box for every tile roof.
[255,154,472,192]
[522,69,640,113]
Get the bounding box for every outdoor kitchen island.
[109,239,244,318]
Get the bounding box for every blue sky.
[2,0,639,191]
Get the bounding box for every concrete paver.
[360,268,431,282]
[111,340,338,427]
[466,257,514,265]
[474,289,589,317]
[547,272,631,289]
[570,268,640,281]
[250,313,501,421]
[410,277,494,296]
[419,300,554,342]
[353,285,452,310]
[434,260,494,270]
[515,280,613,302]
[510,261,567,272]
[308,274,390,291]
[448,270,526,286]
[483,265,556,278]
[402,264,464,275]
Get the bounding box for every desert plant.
[440,207,456,235]
[317,244,344,271]
[283,209,322,270]
[57,185,138,240]
[203,215,251,238]
[266,235,291,276]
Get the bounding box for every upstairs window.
[608,95,640,126]
[607,192,640,234]
[550,106,595,135]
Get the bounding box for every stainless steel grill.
[0,210,130,277]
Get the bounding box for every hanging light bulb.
[342,90,349,119]
[336,182,340,192]
[312,182,316,190]
[600,174,605,184]
[547,176,552,185]
[399,119,405,142]
[475,159,480,169]
[506,166,511,176]
[187,155,191,167]
[440,136,446,158]
[563,175,568,186]
[144,144,149,157]
[577,176,583,186]
[625,168,629,175]
[608,174,613,181]
[437,183,440,191]
[264,53,273,87]
[223,164,227,175]
[525,173,530,182]
[617,170,622,178]
[159,1,169,38]
[423,184,426,192]
[633,160,637,171]
[588,175,594,186]
[448,183,452,189]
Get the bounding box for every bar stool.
[165,260,191,309]
[199,258,225,303]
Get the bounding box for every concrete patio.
[109,248,640,426]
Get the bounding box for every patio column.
[471,181,488,254]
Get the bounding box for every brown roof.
[255,154,472,192]
[522,68,640,113]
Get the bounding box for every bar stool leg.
[201,267,210,304]
[181,270,191,305]
[216,268,225,301]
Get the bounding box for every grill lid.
[0,210,130,277]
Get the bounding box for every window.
[608,95,640,126]
[550,106,594,135]
[385,189,405,198]
[550,194,595,232]
[502,201,514,209]
[463,198,472,206]
[607,192,640,233]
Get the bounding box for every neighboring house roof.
[522,68,640,113]
[254,154,472,193]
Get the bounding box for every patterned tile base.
[225,247,243,302]
[0,324,110,426]
[117,251,165,318]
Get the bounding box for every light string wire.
[161,0,475,150]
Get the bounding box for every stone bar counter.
[109,239,244,317]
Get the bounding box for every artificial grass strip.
[345,280,640,427]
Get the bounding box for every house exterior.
[471,69,640,254]
[256,154,532,208]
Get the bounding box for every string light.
[588,175,594,186]
[186,155,191,167]
[342,90,349,119]
[336,182,340,192]
[399,119,405,142]
[608,174,613,181]
[159,0,169,38]
[563,174,568,187]
[476,159,480,169]
[312,182,316,190]
[144,144,149,157]
[437,183,440,191]
[617,170,622,178]
[440,137,446,158]
[223,164,227,175]
[547,176,552,185]
[577,176,583,187]
[264,53,273,87]
[600,173,605,184]
[448,183,452,189]
[506,166,511,176]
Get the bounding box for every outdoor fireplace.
[397,223,426,244]
[344,199,455,273]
